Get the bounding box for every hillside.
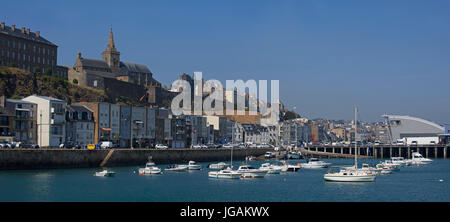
[0,66,108,103]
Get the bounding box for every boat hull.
[94,172,115,177]
[240,172,266,178]
[208,171,241,179]
[139,168,162,175]
[324,174,376,182]
[301,163,331,169]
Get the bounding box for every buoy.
[283,178,287,182]
[297,163,300,166]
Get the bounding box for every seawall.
[0,148,272,170]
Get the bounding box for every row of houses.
[1,94,315,148]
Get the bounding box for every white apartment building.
[23,95,66,147]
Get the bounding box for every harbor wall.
[0,148,271,170]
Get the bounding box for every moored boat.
[165,165,188,171]
[279,160,301,172]
[237,165,267,178]
[208,162,229,170]
[411,152,433,165]
[139,161,162,175]
[94,169,115,177]
[259,163,282,174]
[180,161,202,170]
[323,107,376,182]
[208,168,242,179]
[324,168,376,182]
[301,158,331,169]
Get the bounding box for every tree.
[45,68,52,75]
[72,79,78,84]
[34,67,41,74]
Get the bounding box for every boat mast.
[231,145,233,169]
[354,106,358,169]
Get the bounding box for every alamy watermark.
[170,72,280,126]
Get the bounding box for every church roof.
[120,62,151,74]
[78,58,111,70]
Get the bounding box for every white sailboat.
[208,143,242,179]
[324,107,376,182]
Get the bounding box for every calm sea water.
[1,158,449,202]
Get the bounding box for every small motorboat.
[375,164,393,175]
[165,165,188,171]
[237,165,267,178]
[279,160,301,172]
[245,156,256,161]
[301,158,332,169]
[180,161,202,170]
[380,160,401,170]
[390,157,411,166]
[259,163,282,174]
[208,167,242,179]
[208,162,230,170]
[94,169,115,177]
[139,161,162,175]
[411,152,433,165]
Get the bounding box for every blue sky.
[1,0,449,124]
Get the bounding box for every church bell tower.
[102,28,121,71]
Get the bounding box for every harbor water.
[1,158,449,202]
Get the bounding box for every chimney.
[21,27,25,34]
[26,28,30,35]
[11,25,15,31]
[35,31,40,37]
[0,22,4,30]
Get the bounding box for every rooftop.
[0,22,57,46]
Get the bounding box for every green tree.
[72,79,78,84]
[34,67,41,74]
[45,68,53,75]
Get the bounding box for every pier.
[302,145,450,159]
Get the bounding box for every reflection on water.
[0,159,449,201]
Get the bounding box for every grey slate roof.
[0,24,57,46]
[120,62,151,74]
[67,105,93,114]
[79,58,111,70]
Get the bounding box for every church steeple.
[102,28,120,71]
[107,28,116,51]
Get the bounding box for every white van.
[100,141,113,149]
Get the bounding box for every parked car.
[100,141,114,149]
[222,144,233,148]
[192,144,202,149]
[274,147,285,151]
[264,152,276,159]
[0,142,14,148]
[17,142,39,149]
[155,144,168,149]
[59,142,82,149]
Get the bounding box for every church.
[68,29,159,90]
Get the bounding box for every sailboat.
[323,107,376,182]
[208,143,242,179]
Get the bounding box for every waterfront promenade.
[0,148,271,170]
